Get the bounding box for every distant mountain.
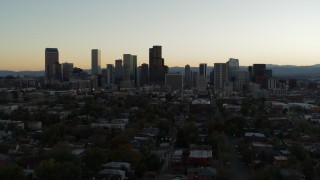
[0,69,91,77]
[0,70,44,77]
[169,64,320,77]
[265,64,320,77]
[0,64,319,77]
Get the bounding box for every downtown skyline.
[1,0,320,71]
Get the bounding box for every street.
[228,138,251,180]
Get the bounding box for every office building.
[199,63,207,78]
[149,46,168,84]
[253,64,266,82]
[91,49,101,75]
[253,64,272,89]
[209,69,214,85]
[227,58,239,82]
[132,55,137,85]
[123,54,137,85]
[236,71,249,83]
[45,48,60,81]
[106,64,114,85]
[192,72,198,88]
[62,62,74,81]
[185,64,191,88]
[165,74,183,91]
[248,66,253,82]
[197,76,207,92]
[268,77,278,90]
[214,63,228,89]
[115,59,123,84]
[140,63,149,86]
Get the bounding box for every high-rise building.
[227,58,239,82]
[184,64,191,88]
[253,64,272,89]
[140,63,149,86]
[214,63,228,89]
[62,62,74,81]
[115,59,123,84]
[253,64,266,82]
[268,77,278,90]
[101,69,107,88]
[192,72,198,88]
[149,46,168,84]
[248,66,253,82]
[132,55,137,85]
[197,76,207,92]
[45,48,60,81]
[199,63,207,77]
[123,54,137,85]
[123,54,132,81]
[91,49,101,75]
[106,64,114,85]
[165,74,183,91]
[236,71,249,83]
[209,69,214,85]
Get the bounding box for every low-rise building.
[187,167,217,180]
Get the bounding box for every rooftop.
[189,150,213,158]
[45,48,58,52]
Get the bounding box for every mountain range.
[0,64,319,78]
[170,64,320,78]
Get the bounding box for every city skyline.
[1,0,320,71]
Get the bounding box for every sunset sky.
[1,0,320,71]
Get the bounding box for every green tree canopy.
[82,147,107,172]
[35,159,82,180]
[0,164,26,180]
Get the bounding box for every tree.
[108,133,130,150]
[109,145,142,165]
[145,154,163,172]
[241,149,254,164]
[0,164,26,180]
[314,163,320,179]
[35,159,82,180]
[250,165,282,180]
[135,162,147,178]
[82,148,107,172]
[48,143,80,165]
[290,143,310,161]
[175,129,188,148]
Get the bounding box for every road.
[210,91,250,179]
[228,138,251,180]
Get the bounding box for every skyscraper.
[123,54,137,85]
[140,63,149,86]
[106,64,114,85]
[214,63,228,89]
[192,72,198,88]
[91,49,101,75]
[252,64,272,89]
[45,48,60,81]
[236,71,249,83]
[184,64,191,88]
[132,55,137,85]
[253,64,266,82]
[199,63,207,77]
[227,58,239,82]
[165,74,183,91]
[149,46,168,84]
[123,54,131,81]
[209,69,214,85]
[115,59,123,84]
[62,62,73,81]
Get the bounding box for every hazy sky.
[1,0,320,70]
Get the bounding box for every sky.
[1,0,320,71]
